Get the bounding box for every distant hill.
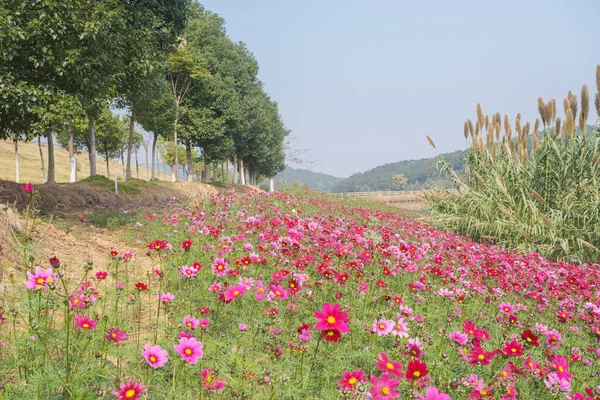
[331,150,466,192]
[262,167,343,192]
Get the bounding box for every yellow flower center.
[112,333,117,338]
[82,323,89,328]
[150,356,156,362]
[511,348,516,353]
[275,291,281,296]
[558,366,563,372]
[379,324,385,330]
[327,316,336,324]
[478,354,484,360]
[481,391,487,395]
[381,387,389,395]
[234,290,240,296]
[348,377,357,385]
[414,371,420,377]
[386,362,394,370]
[37,278,45,284]
[125,389,136,398]
[327,331,334,336]
[185,348,192,355]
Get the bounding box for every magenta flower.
[254,280,266,301]
[369,372,401,400]
[338,370,366,392]
[373,319,394,336]
[449,330,468,345]
[112,378,147,400]
[224,284,247,301]
[499,302,515,315]
[21,183,33,194]
[174,336,203,364]
[314,303,349,333]
[23,267,56,291]
[74,314,97,330]
[201,368,226,391]
[161,293,175,303]
[142,343,168,368]
[183,315,199,330]
[106,328,128,343]
[424,386,451,400]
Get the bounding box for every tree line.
[0,1,288,187]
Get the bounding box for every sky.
[200,0,600,178]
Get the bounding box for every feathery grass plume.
[463,121,469,139]
[484,115,489,130]
[515,117,522,136]
[538,97,547,126]
[550,99,557,121]
[581,84,590,121]
[565,109,575,139]
[534,118,540,135]
[532,127,540,152]
[476,103,484,125]
[523,121,530,138]
[503,113,510,136]
[475,120,480,136]
[494,112,501,127]
[563,98,570,116]
[516,113,521,122]
[595,92,600,118]
[569,93,578,121]
[579,111,586,133]
[495,122,501,142]
[486,126,494,149]
[491,143,497,159]
[596,64,600,93]
[555,117,562,138]
[426,134,436,149]
[468,119,474,136]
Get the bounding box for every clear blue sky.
[200,0,600,177]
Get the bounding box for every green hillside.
[261,167,343,192]
[331,150,466,192]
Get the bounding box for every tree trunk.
[233,155,238,184]
[203,163,210,183]
[144,142,149,180]
[14,139,19,183]
[186,140,193,182]
[172,105,179,182]
[68,124,77,182]
[125,112,135,181]
[38,134,46,183]
[151,134,157,180]
[269,177,275,192]
[213,163,218,183]
[88,112,97,177]
[105,146,110,178]
[47,131,55,183]
[239,159,246,185]
[120,149,125,179]
[135,148,139,179]
[222,163,226,183]
[244,165,250,186]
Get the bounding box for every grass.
[0,139,172,184]
[78,175,158,195]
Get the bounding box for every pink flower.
[498,302,515,315]
[449,331,468,345]
[142,343,168,368]
[23,267,56,291]
[161,293,175,303]
[21,183,33,194]
[179,265,197,278]
[314,303,349,333]
[544,372,571,392]
[106,328,128,343]
[212,258,228,276]
[112,379,147,400]
[174,336,203,364]
[391,318,409,337]
[224,284,247,301]
[424,386,451,400]
[376,352,403,378]
[269,284,288,300]
[338,370,366,392]
[183,315,199,330]
[254,280,266,301]
[374,319,394,336]
[74,314,97,330]
[238,323,247,332]
[369,372,401,399]
[201,368,226,391]
[199,318,210,330]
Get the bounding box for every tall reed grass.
[426,66,600,262]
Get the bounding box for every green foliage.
[79,175,155,195]
[262,167,342,192]
[426,124,600,262]
[332,150,466,192]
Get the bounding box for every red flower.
[96,271,108,280]
[405,360,428,381]
[314,303,349,333]
[49,256,60,268]
[110,249,119,257]
[520,330,539,347]
[502,340,524,357]
[320,329,341,342]
[375,352,403,378]
[181,239,193,251]
[147,239,169,251]
[21,183,33,194]
[468,345,496,366]
[135,282,148,291]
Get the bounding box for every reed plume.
[468,119,474,137]
[464,121,469,139]
[555,117,562,138]
[426,134,436,149]
[581,84,590,122]
[477,103,484,125]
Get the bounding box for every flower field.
[3,188,600,399]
